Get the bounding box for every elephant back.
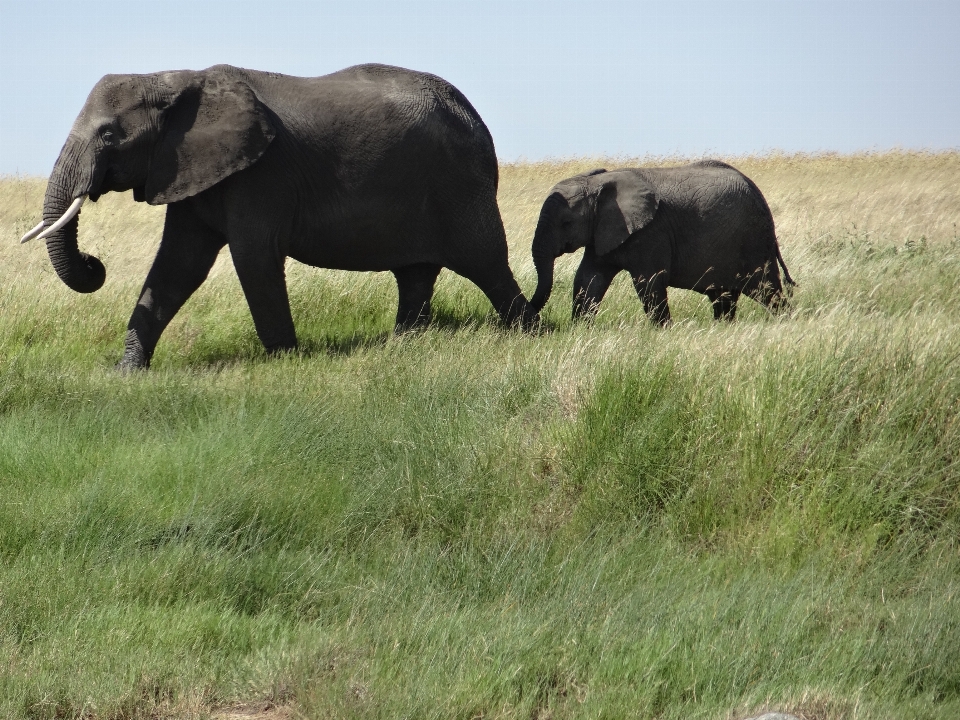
[322,64,501,189]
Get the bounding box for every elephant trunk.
[529,224,557,312]
[529,253,557,313]
[41,149,105,293]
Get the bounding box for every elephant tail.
[776,243,796,289]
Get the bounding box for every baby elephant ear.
[145,69,276,205]
[593,170,658,256]
[574,168,608,178]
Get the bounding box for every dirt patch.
[211,703,295,720]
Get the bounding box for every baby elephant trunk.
[530,252,556,313]
[529,218,558,313]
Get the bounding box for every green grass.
[1,153,960,719]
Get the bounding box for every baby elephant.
[529,160,795,324]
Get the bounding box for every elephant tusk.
[33,196,87,242]
[19,220,46,244]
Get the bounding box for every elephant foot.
[647,304,672,327]
[394,320,429,335]
[497,297,540,332]
[115,358,148,373]
[116,329,151,371]
[767,294,791,316]
[264,340,298,357]
[394,306,431,333]
[517,304,542,332]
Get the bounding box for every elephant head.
[21,66,276,292]
[529,168,659,312]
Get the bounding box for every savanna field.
[1,153,959,719]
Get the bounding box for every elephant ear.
[592,171,658,256]
[145,69,276,205]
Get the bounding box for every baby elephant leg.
[572,250,618,319]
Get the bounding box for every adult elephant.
[529,161,795,324]
[21,64,534,369]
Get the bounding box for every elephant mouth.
[89,166,117,202]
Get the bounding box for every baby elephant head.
[529,169,658,312]
[21,66,275,293]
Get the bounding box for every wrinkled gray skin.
[530,161,795,324]
[35,64,533,369]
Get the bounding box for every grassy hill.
[1,153,959,719]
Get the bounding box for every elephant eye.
[101,130,116,145]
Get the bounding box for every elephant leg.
[393,263,442,331]
[743,262,788,314]
[230,243,297,355]
[706,288,740,321]
[573,250,618,319]
[119,203,226,370]
[633,271,671,326]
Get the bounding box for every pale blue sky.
[1,0,958,175]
